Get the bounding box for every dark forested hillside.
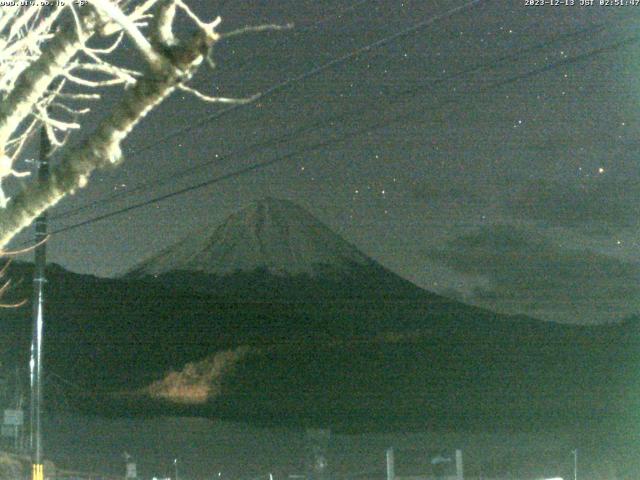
[0,260,637,435]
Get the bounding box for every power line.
[49,0,388,221]
[45,35,638,238]
[49,35,633,235]
[50,18,603,223]
[125,0,484,155]
[213,0,380,87]
[293,0,376,29]
[49,0,429,221]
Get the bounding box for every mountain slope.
[126,197,449,303]
[0,198,637,434]
[128,197,371,277]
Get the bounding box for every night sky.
[9,0,640,324]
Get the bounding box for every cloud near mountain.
[508,178,640,233]
[427,224,640,322]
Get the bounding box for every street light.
[173,458,178,480]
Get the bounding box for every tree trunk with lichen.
[0,26,213,249]
[0,12,97,153]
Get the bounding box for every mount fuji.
[126,197,439,303]
[0,197,635,433]
[129,197,371,277]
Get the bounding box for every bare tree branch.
[0,16,221,247]
[177,84,259,104]
[0,9,98,155]
[88,0,166,69]
[0,1,287,249]
[221,22,293,40]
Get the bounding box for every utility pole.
[30,125,50,480]
[572,449,578,480]
[386,447,395,480]
[455,449,463,480]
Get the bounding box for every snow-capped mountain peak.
[129,197,371,277]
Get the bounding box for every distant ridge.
[0,199,635,436]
